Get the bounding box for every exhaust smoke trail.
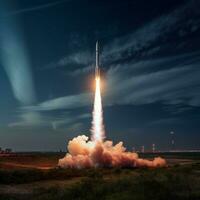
[91,75,105,142]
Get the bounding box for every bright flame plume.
[91,75,105,142]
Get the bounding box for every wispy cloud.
[8,111,45,128]
[44,51,92,70]
[5,0,70,16]
[0,17,36,105]
[25,93,91,111]
[68,65,93,76]
[105,56,200,108]
[9,110,90,130]
[0,2,42,129]
[103,0,200,63]
[52,113,90,130]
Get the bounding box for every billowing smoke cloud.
[58,135,166,168]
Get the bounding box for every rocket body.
[95,41,100,76]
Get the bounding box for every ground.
[0,152,200,200]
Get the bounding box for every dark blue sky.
[0,0,200,151]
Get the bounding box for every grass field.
[0,152,199,200]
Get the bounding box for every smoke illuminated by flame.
[91,75,105,142]
[58,135,166,168]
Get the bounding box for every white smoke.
[58,135,166,168]
[91,76,105,142]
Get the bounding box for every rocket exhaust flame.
[58,42,166,169]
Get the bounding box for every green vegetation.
[0,163,199,200]
[0,168,82,184]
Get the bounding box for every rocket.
[95,41,100,77]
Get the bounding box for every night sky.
[0,0,200,151]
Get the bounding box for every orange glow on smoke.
[91,75,105,142]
